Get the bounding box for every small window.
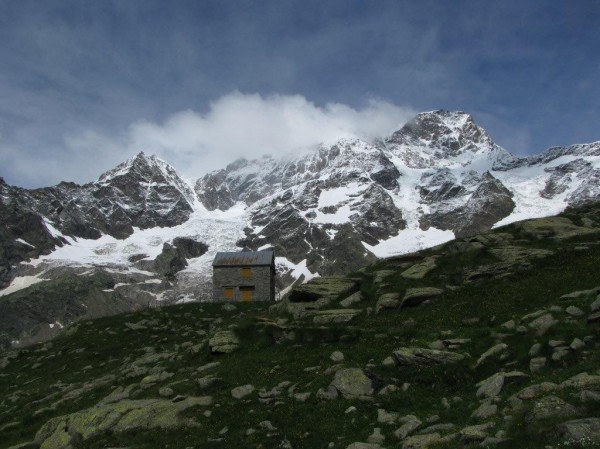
[224,287,234,299]
[242,267,252,278]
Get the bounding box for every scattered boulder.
[330,368,373,399]
[312,309,362,324]
[288,277,358,303]
[459,422,495,443]
[330,351,345,362]
[528,313,558,336]
[471,402,497,421]
[557,418,600,445]
[231,384,255,399]
[209,330,240,353]
[401,432,441,449]
[393,347,466,367]
[377,409,399,425]
[340,291,362,308]
[375,293,401,313]
[565,305,585,317]
[561,372,600,390]
[394,415,422,440]
[526,395,578,423]
[367,428,386,444]
[529,357,546,373]
[346,443,384,449]
[401,287,444,308]
[400,256,439,279]
[474,343,508,367]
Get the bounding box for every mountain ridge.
[1,109,599,345]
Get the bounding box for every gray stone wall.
[212,265,274,302]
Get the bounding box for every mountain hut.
[212,250,275,302]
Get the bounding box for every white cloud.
[89,92,416,179]
[2,92,416,187]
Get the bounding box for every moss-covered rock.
[34,397,212,449]
[330,368,373,399]
[400,256,439,279]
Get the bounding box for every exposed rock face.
[32,396,212,449]
[420,172,516,238]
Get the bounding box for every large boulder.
[557,418,600,444]
[209,330,240,354]
[330,368,374,399]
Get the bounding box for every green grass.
[2,204,600,448]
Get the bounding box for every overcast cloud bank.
[2,92,416,187]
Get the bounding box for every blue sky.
[0,0,599,187]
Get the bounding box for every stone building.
[212,250,275,302]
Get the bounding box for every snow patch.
[0,272,51,297]
[363,227,455,258]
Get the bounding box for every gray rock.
[158,387,174,397]
[316,385,339,400]
[527,395,578,422]
[33,397,213,448]
[475,343,508,367]
[367,428,385,444]
[471,402,497,421]
[588,311,600,323]
[345,443,384,449]
[590,296,600,312]
[381,356,395,367]
[566,305,585,317]
[558,418,600,444]
[400,256,438,279]
[393,347,466,367]
[570,338,585,351]
[330,368,373,399]
[401,287,444,307]
[312,309,362,324]
[552,346,570,361]
[529,357,546,372]
[528,343,542,357]
[401,432,441,449]
[196,375,220,389]
[231,384,255,399]
[476,373,505,399]
[330,351,345,362]
[209,330,239,354]
[417,423,455,434]
[528,313,557,336]
[561,287,600,299]
[561,372,600,390]
[375,294,401,313]
[293,392,311,402]
[394,417,422,439]
[459,422,495,443]
[377,408,399,425]
[340,291,362,308]
[500,320,516,331]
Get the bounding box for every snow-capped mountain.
[1,110,599,346]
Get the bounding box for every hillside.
[2,203,600,448]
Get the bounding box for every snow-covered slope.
[1,110,599,345]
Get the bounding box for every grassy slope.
[1,204,600,448]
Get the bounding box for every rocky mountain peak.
[387,109,496,156]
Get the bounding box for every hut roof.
[212,250,274,267]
